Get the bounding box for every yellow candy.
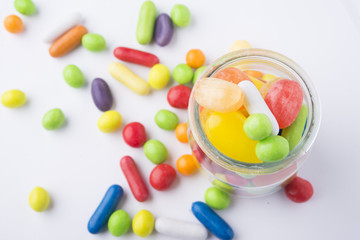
[1,89,26,108]
[148,64,170,90]
[248,76,265,90]
[132,209,155,237]
[229,40,251,52]
[29,186,50,212]
[262,74,277,82]
[204,111,262,163]
[97,110,122,133]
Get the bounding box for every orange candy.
[175,123,188,143]
[213,67,250,84]
[176,154,197,175]
[4,15,23,33]
[244,70,263,79]
[186,49,205,68]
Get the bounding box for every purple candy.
[91,78,113,112]
[155,13,174,47]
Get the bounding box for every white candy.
[43,12,82,43]
[155,217,208,240]
[238,80,279,135]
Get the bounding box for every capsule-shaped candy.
[120,156,149,202]
[108,62,150,95]
[133,209,155,237]
[87,185,123,234]
[91,78,113,111]
[191,201,234,240]
[154,13,174,47]
[155,217,208,240]
[136,1,157,45]
[113,47,159,67]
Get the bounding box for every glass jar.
[188,48,321,198]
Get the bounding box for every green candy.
[255,135,289,162]
[173,64,193,85]
[155,109,179,130]
[171,4,191,27]
[63,64,85,88]
[205,187,230,210]
[42,108,65,130]
[136,1,157,44]
[82,33,106,52]
[144,139,168,164]
[193,66,207,84]
[243,113,272,141]
[14,0,36,16]
[282,105,308,150]
[108,210,131,237]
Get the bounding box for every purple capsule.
[91,78,113,112]
[155,13,174,47]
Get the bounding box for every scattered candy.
[14,0,36,16]
[1,89,26,108]
[155,13,173,46]
[229,40,251,52]
[176,154,197,175]
[173,63,193,84]
[122,122,147,148]
[167,85,192,109]
[28,186,50,212]
[97,110,122,133]
[148,64,170,90]
[175,123,188,143]
[243,113,272,141]
[255,135,289,162]
[82,33,106,52]
[282,105,308,150]
[133,209,155,237]
[171,4,191,27]
[136,1,157,45]
[42,108,65,130]
[108,209,131,237]
[91,78,113,111]
[213,67,250,84]
[204,187,230,210]
[262,73,277,82]
[113,47,159,67]
[63,64,85,88]
[4,15,23,33]
[154,109,179,130]
[285,176,313,203]
[143,139,168,164]
[193,66,207,84]
[186,49,205,68]
[150,164,177,191]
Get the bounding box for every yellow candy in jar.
[262,74,277,82]
[248,76,265,90]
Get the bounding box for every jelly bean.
[150,164,176,191]
[108,210,131,237]
[259,77,281,97]
[186,49,205,68]
[120,156,149,202]
[136,1,157,45]
[14,0,36,15]
[282,105,308,150]
[229,40,251,52]
[113,47,159,67]
[262,74,277,82]
[88,185,123,234]
[43,12,82,43]
[42,108,65,130]
[154,109,179,130]
[28,186,50,212]
[49,25,88,57]
[194,78,244,113]
[4,15,23,33]
[192,201,234,240]
[148,64,170,90]
[243,113,272,141]
[155,217,208,240]
[265,79,303,128]
[63,64,85,88]
[238,80,279,135]
[213,67,250,84]
[255,135,289,162]
[1,89,26,108]
[171,4,191,27]
[108,62,150,95]
[133,210,155,237]
[173,64,193,84]
[144,139,168,164]
[97,110,122,133]
[155,13,173,46]
[82,33,106,52]
[167,85,192,109]
[193,66,207,84]
[204,187,230,210]
[175,123,188,143]
[176,154,197,175]
[122,122,147,148]
[244,70,263,79]
[285,176,313,203]
[91,78,113,111]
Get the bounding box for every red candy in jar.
[167,85,192,109]
[122,122,147,148]
[149,164,176,191]
[285,176,313,203]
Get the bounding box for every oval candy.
[82,33,106,52]
[63,64,85,88]
[133,209,155,237]
[154,13,174,46]
[1,89,26,108]
[108,209,131,237]
[91,78,113,111]
[28,186,50,212]
[167,85,192,109]
[150,164,176,191]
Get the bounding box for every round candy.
[204,187,230,210]
[28,186,50,212]
[175,123,188,143]
[148,64,170,90]
[243,113,272,141]
[176,154,197,175]
[63,64,85,88]
[154,109,179,130]
[108,210,131,237]
[82,33,106,52]
[14,0,36,15]
[167,85,191,109]
[133,209,155,237]
[144,139,168,164]
[122,122,147,148]
[193,66,207,84]
[255,135,289,162]
[170,4,191,27]
[97,110,122,133]
[285,176,313,203]
[4,15,23,33]
[42,108,65,130]
[1,89,26,108]
[186,49,205,68]
[213,67,250,84]
[150,164,176,191]
[173,64,193,84]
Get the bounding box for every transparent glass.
[188,49,321,197]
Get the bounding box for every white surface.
[0,0,359,239]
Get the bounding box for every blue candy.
[191,201,234,240]
[88,185,123,234]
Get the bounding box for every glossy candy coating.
[82,33,106,52]
[4,15,23,33]
[193,66,207,84]
[285,176,313,203]
[136,1,157,44]
[1,89,26,108]
[243,113,273,141]
[171,4,191,27]
[173,64,193,84]
[108,210,131,236]
[14,0,36,15]
[42,108,65,130]
[63,64,85,88]
[133,210,155,237]
[213,67,250,84]
[144,139,168,164]
[229,40,251,52]
[113,47,159,67]
[28,186,50,212]
[259,77,280,98]
[167,85,192,109]
[122,122,147,148]
[186,49,205,68]
[255,135,289,162]
[154,109,179,130]
[175,123,188,143]
[97,110,122,133]
[91,78,113,111]
[155,13,173,46]
[150,164,176,191]
[282,105,308,150]
[204,187,230,210]
[176,154,197,175]
[148,64,170,89]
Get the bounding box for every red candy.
[122,122,147,148]
[285,176,313,203]
[167,85,192,109]
[113,47,159,67]
[149,164,176,191]
[120,156,149,202]
[265,79,303,129]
